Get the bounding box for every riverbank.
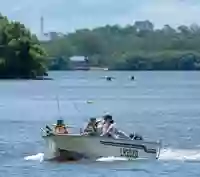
[0,76,53,80]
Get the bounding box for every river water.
[0,71,200,177]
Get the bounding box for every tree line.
[0,14,200,78]
[42,20,200,70]
[0,14,47,79]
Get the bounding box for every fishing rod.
[54,96,77,128]
[56,95,62,120]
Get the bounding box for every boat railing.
[40,128,47,137]
[40,127,54,137]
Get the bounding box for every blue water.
[1,71,200,176]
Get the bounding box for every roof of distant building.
[69,56,85,61]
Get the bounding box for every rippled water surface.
[0,71,200,177]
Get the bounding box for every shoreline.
[0,76,53,80]
[48,69,200,72]
[0,70,199,80]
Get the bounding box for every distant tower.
[40,16,44,35]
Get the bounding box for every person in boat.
[83,117,98,136]
[101,119,117,138]
[83,114,113,136]
[100,115,115,137]
[101,119,130,139]
[97,114,113,135]
[54,119,69,134]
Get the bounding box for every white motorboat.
[41,121,161,161]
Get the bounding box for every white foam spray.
[96,156,128,162]
[159,148,200,162]
[24,153,44,162]
[24,148,200,163]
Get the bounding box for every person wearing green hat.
[83,117,98,136]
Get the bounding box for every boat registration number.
[120,148,138,158]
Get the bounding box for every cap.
[90,117,96,121]
[103,114,112,120]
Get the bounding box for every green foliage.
[0,14,48,78]
[42,21,200,70]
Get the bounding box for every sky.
[0,0,200,34]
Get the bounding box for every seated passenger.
[101,119,116,137]
[94,114,113,135]
[105,120,118,138]
[55,125,68,134]
[55,119,69,134]
[101,120,130,139]
[83,118,98,136]
[101,114,113,135]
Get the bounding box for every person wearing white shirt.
[105,120,118,138]
[102,120,130,139]
[96,114,113,135]
[101,119,116,137]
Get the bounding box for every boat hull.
[43,134,161,161]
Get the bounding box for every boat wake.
[159,148,200,162]
[24,148,200,163]
[24,153,44,162]
[96,148,200,162]
[96,156,128,162]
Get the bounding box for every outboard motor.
[134,134,143,140]
[129,132,143,140]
